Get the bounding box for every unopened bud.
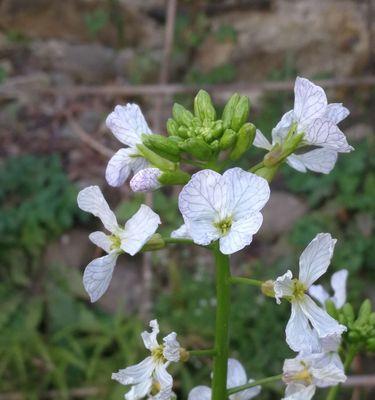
[137,144,176,171]
[167,118,179,136]
[231,96,250,131]
[356,299,372,326]
[220,128,237,150]
[130,168,162,192]
[222,93,240,129]
[142,133,180,162]
[342,303,355,325]
[229,122,255,160]
[179,137,213,161]
[261,280,275,298]
[194,90,216,122]
[173,103,194,127]
[159,170,191,186]
[325,299,339,319]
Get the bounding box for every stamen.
[214,216,233,235]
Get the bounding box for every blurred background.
[0,0,374,399]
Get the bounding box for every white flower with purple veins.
[188,359,261,400]
[274,233,346,352]
[130,168,162,193]
[282,352,346,400]
[77,186,160,302]
[178,168,270,255]
[112,320,180,400]
[106,104,151,186]
[309,269,348,309]
[254,77,353,174]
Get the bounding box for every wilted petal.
[163,332,181,362]
[121,205,161,256]
[324,103,350,124]
[77,186,119,233]
[223,168,270,218]
[308,284,330,306]
[106,104,151,147]
[283,383,315,400]
[219,213,263,255]
[170,224,191,239]
[253,129,272,150]
[287,148,338,174]
[154,363,173,392]
[188,386,211,400]
[125,378,153,400]
[286,301,320,352]
[130,168,162,192]
[141,319,160,350]
[298,233,337,287]
[293,77,327,127]
[112,356,154,385]
[83,252,118,302]
[305,118,353,153]
[89,231,112,253]
[274,270,294,304]
[331,269,348,309]
[300,295,346,339]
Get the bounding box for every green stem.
[229,276,263,287]
[227,374,282,395]
[188,349,217,357]
[163,237,194,245]
[211,243,231,400]
[325,345,358,400]
[249,161,264,173]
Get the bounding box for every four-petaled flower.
[178,168,270,254]
[188,359,261,400]
[309,269,348,310]
[274,233,346,352]
[106,104,152,187]
[282,352,346,400]
[77,186,161,302]
[112,320,180,400]
[254,77,353,174]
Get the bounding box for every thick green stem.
[325,345,358,400]
[211,243,231,400]
[227,374,282,396]
[229,276,262,287]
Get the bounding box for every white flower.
[282,351,346,400]
[130,168,162,192]
[106,104,152,186]
[274,233,346,352]
[254,77,353,174]
[112,320,180,400]
[77,186,160,302]
[188,359,261,400]
[171,224,191,239]
[309,269,348,309]
[178,168,270,254]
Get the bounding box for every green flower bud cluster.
[329,299,375,352]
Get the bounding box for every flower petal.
[331,269,348,309]
[253,129,272,150]
[83,252,118,302]
[305,118,353,153]
[232,380,261,400]
[298,233,337,287]
[272,110,294,143]
[124,378,153,400]
[112,356,154,385]
[184,219,220,246]
[170,224,191,239]
[130,168,162,192]
[154,364,173,398]
[223,168,270,218]
[324,103,350,124]
[106,104,151,147]
[287,148,338,174]
[163,332,181,362]
[300,295,346,339]
[121,205,161,256]
[227,358,248,388]
[285,301,320,352]
[77,186,119,233]
[188,386,212,400]
[293,77,327,127]
[274,270,294,304]
[219,213,263,255]
[283,383,315,400]
[310,353,346,388]
[141,319,160,350]
[308,284,330,306]
[89,231,112,253]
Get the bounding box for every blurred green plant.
[84,9,110,38]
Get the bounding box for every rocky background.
[0,1,374,399]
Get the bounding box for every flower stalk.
[227,374,282,396]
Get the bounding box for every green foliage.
[214,25,237,43]
[84,9,109,37]
[185,64,236,85]
[0,66,8,84]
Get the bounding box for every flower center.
[109,234,121,251]
[151,345,167,364]
[293,362,313,385]
[214,216,233,236]
[292,279,307,301]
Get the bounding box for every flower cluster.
[75,76,361,400]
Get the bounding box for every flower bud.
[222,93,240,129]
[167,118,179,136]
[158,170,191,186]
[137,144,176,171]
[261,280,275,298]
[130,168,162,192]
[229,122,256,160]
[173,103,194,127]
[325,299,339,319]
[179,137,213,161]
[177,125,190,139]
[194,90,216,122]
[342,303,355,325]
[231,96,250,131]
[356,299,372,326]
[142,134,181,162]
[220,128,237,150]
